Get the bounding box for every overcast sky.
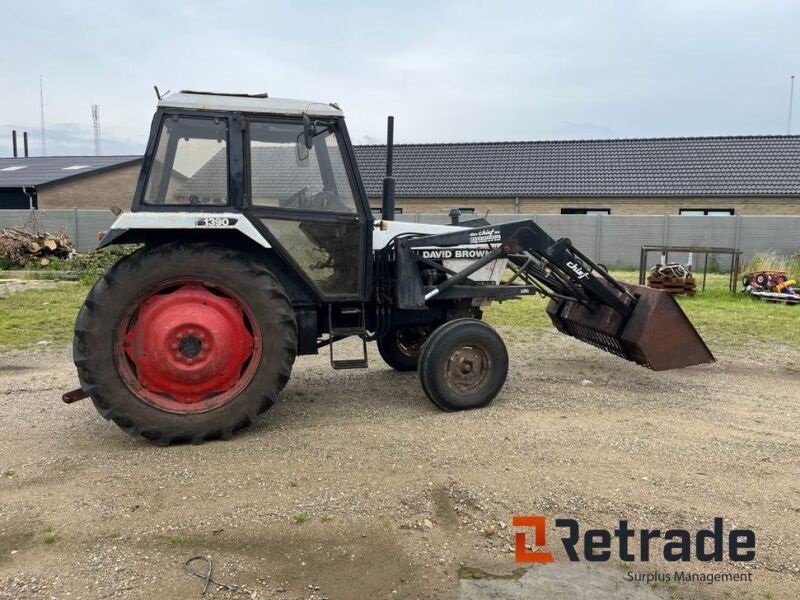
[1,0,798,157]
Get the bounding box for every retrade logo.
[513,517,755,563]
[512,516,554,563]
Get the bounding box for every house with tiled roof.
[4,136,800,215]
[0,155,142,210]
[353,135,800,215]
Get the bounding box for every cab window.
[249,121,357,213]
[143,116,229,206]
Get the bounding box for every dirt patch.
[0,332,798,599]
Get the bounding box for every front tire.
[377,326,431,371]
[73,242,297,444]
[418,319,508,411]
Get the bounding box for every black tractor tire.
[418,319,508,411]
[377,326,432,371]
[73,242,297,444]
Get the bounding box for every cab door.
[244,118,370,300]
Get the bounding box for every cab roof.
[157,90,344,118]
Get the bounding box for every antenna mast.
[39,75,47,156]
[92,105,102,155]
[789,75,795,135]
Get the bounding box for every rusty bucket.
[547,283,714,371]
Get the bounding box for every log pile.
[0,227,77,266]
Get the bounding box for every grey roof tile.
[0,156,142,188]
[352,136,800,198]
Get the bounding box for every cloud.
[0,123,143,157]
[2,0,798,159]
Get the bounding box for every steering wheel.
[308,190,351,212]
[280,187,350,212]
[280,187,310,209]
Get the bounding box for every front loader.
[64,90,714,444]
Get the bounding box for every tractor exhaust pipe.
[381,115,396,221]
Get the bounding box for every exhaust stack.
[12,130,17,158]
[381,116,396,221]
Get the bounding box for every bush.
[745,250,800,276]
[67,245,137,275]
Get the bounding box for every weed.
[42,527,57,544]
[2,469,15,478]
[293,513,308,524]
[320,515,333,522]
[155,532,184,544]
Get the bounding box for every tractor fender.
[98,212,271,249]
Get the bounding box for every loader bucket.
[547,282,714,371]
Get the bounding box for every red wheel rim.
[114,279,262,414]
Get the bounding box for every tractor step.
[330,357,369,370]
[328,304,369,370]
[330,326,367,336]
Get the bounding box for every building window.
[679,209,735,216]
[561,208,611,215]
[371,207,403,217]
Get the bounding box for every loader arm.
[392,219,714,371]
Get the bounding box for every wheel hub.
[120,283,259,408]
[178,335,202,358]
[446,345,490,394]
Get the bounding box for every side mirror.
[296,114,316,161]
[302,115,315,149]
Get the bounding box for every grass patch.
[155,533,185,545]
[0,281,92,350]
[2,469,15,478]
[484,270,800,349]
[0,268,796,353]
[293,513,308,524]
[42,526,57,544]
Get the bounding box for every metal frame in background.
[638,245,742,294]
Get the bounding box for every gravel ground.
[0,330,798,599]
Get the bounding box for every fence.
[1,209,798,268]
[396,213,800,270]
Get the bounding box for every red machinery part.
[115,281,262,414]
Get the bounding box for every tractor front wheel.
[418,319,508,411]
[73,242,297,444]
[377,326,431,371]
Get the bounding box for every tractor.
[63,90,714,444]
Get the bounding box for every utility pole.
[39,75,47,156]
[92,105,102,155]
[789,75,796,135]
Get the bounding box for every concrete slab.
[459,563,666,600]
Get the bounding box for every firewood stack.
[647,264,697,296]
[0,227,77,267]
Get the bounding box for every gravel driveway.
[1,330,798,599]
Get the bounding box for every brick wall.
[36,163,142,210]
[373,196,800,215]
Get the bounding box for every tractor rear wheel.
[73,242,297,444]
[377,326,431,371]
[418,319,508,411]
